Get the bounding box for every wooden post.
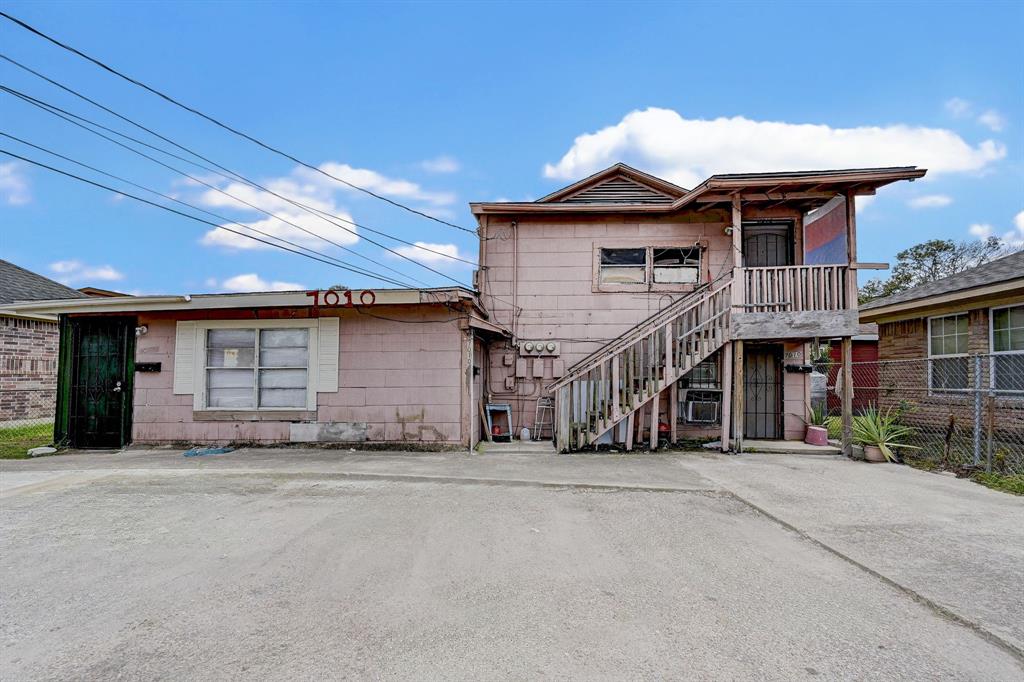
[611,356,621,422]
[841,335,854,457]
[650,392,660,450]
[720,341,733,452]
[669,380,679,445]
[732,340,745,453]
[731,194,743,268]
[845,190,858,308]
[625,413,634,452]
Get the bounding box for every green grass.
[0,422,53,459]
[971,472,1024,496]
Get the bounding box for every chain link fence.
[812,353,1023,475]
[0,386,56,456]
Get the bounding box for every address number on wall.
[306,289,377,308]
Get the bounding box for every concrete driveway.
[2,448,1021,680]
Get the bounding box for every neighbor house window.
[928,313,968,393]
[653,247,701,284]
[991,304,1024,396]
[205,328,309,409]
[599,248,647,284]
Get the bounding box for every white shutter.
[317,317,339,393]
[173,321,198,394]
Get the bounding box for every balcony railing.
[739,265,852,313]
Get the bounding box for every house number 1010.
[306,289,377,307]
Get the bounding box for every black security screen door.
[68,317,135,448]
[743,223,793,267]
[744,345,782,439]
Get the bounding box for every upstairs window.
[928,313,968,393]
[653,247,701,284]
[599,248,647,284]
[991,305,1024,396]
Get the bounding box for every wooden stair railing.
[549,278,733,452]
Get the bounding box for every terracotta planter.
[863,445,887,463]
[805,425,828,446]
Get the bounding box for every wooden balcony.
[731,264,859,339]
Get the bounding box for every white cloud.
[420,155,460,174]
[543,108,1007,188]
[945,97,973,118]
[908,194,953,209]
[978,109,1007,132]
[388,241,470,265]
[303,163,456,206]
[969,223,994,240]
[0,162,31,206]
[969,210,1024,247]
[218,273,305,293]
[49,260,124,284]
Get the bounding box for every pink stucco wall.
[477,206,811,440]
[131,305,468,446]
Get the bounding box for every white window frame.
[594,241,708,293]
[598,247,648,285]
[927,313,969,395]
[989,303,1024,398]
[193,319,319,411]
[653,246,702,285]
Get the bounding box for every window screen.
[928,314,968,392]
[992,305,1024,395]
[599,248,646,284]
[205,328,309,409]
[653,247,701,284]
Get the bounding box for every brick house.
[0,259,88,424]
[859,251,1024,432]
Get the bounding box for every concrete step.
[479,439,557,456]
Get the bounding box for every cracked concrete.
[1,448,1021,680]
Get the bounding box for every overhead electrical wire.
[0,55,481,266]
[0,84,472,288]
[0,11,478,235]
[0,148,426,288]
[0,132,418,289]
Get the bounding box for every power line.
[0,11,478,235]
[0,55,481,265]
[0,148,433,288]
[0,131,417,289]
[1,84,472,288]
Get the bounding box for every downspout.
[469,328,475,455]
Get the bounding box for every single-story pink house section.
[10,287,501,449]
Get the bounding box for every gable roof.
[0,259,89,306]
[471,164,926,215]
[860,250,1024,317]
[536,163,687,204]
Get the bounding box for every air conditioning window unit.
[686,400,719,424]
[688,358,719,389]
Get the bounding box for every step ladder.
[532,397,553,441]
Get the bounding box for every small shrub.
[971,472,1024,496]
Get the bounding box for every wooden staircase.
[548,276,733,452]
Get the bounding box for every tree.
[860,237,1019,302]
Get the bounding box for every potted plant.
[852,405,919,463]
[805,403,829,446]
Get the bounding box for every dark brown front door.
[744,345,782,439]
[68,317,135,448]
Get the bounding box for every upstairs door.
[68,317,135,448]
[743,223,793,267]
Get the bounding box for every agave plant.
[808,403,829,426]
[852,405,920,463]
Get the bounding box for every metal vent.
[561,178,674,205]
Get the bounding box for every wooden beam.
[625,412,634,452]
[669,380,679,445]
[845,190,859,303]
[841,336,854,458]
[720,342,733,452]
[851,262,888,270]
[732,340,745,453]
[650,391,660,451]
[731,195,743,269]
[698,191,836,203]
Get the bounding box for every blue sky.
[1,1,1021,294]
